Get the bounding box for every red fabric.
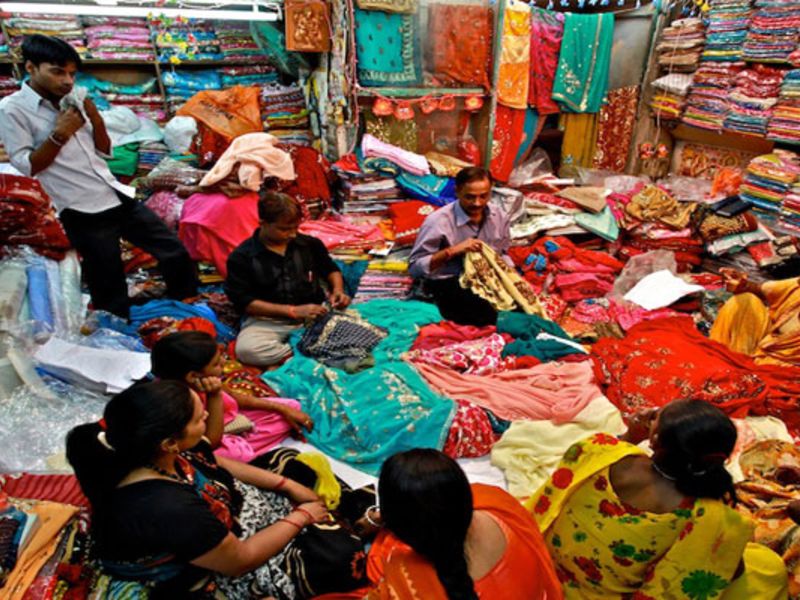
[591,317,800,432]
[411,321,498,352]
[490,105,528,183]
[277,145,333,217]
[388,201,437,246]
[0,473,89,508]
[442,399,497,459]
[0,175,70,260]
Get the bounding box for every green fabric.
[552,13,614,113]
[575,205,620,241]
[497,311,583,362]
[354,8,422,87]
[105,143,140,177]
[263,300,455,475]
[249,22,310,77]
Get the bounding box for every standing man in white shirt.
[0,35,198,318]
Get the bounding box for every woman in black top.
[67,381,365,598]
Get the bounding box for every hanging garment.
[284,0,331,52]
[497,0,531,109]
[199,132,295,190]
[427,3,492,89]
[354,9,422,87]
[592,86,639,173]
[490,105,531,183]
[527,434,787,600]
[460,241,545,316]
[559,112,599,175]
[552,12,614,113]
[529,7,565,114]
[298,310,388,372]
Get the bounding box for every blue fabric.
[263,300,455,475]
[97,300,235,342]
[26,258,53,331]
[395,172,457,207]
[334,260,370,298]
[513,109,540,166]
[354,8,422,87]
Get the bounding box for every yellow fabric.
[497,0,531,109]
[625,184,697,229]
[722,543,788,600]
[4,500,79,600]
[296,452,342,510]
[559,113,599,177]
[710,277,800,367]
[527,434,785,600]
[460,241,546,317]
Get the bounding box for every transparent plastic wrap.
[508,148,554,188]
[0,257,28,334]
[574,167,615,187]
[491,187,526,224]
[143,157,207,190]
[609,250,678,299]
[660,174,712,203]
[163,116,198,154]
[604,175,650,195]
[0,374,106,472]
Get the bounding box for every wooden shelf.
[670,123,775,154]
[356,86,488,98]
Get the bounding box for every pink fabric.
[361,134,430,176]
[213,391,301,463]
[178,192,259,277]
[553,272,616,302]
[298,219,385,251]
[406,333,514,375]
[411,321,498,352]
[413,359,601,422]
[199,132,295,191]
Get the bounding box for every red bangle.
[274,476,288,491]
[295,507,315,524]
[287,306,297,320]
[278,518,302,530]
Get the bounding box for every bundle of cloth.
[682,62,744,130]
[701,0,752,62]
[768,69,800,145]
[216,21,271,62]
[6,15,87,58]
[83,17,154,61]
[260,82,312,144]
[650,73,694,122]
[724,65,784,137]
[742,0,800,63]
[739,150,800,213]
[656,17,705,72]
[151,18,222,61]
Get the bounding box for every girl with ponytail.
[355,449,562,599]
[528,399,788,599]
[66,381,367,598]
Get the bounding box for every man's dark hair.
[22,34,82,68]
[454,166,490,191]
[257,190,302,223]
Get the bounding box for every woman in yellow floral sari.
[528,400,788,600]
[711,269,800,367]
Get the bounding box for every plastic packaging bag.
[143,157,207,190]
[163,116,198,154]
[508,148,553,188]
[660,174,712,203]
[575,167,615,187]
[177,86,262,142]
[604,175,650,195]
[609,250,678,299]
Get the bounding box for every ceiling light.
[0,2,280,21]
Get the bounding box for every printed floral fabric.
[497,0,531,109]
[354,9,422,87]
[284,0,331,52]
[676,143,759,180]
[442,399,497,458]
[528,434,755,600]
[460,241,546,316]
[625,185,697,229]
[529,7,565,114]
[356,0,417,13]
[405,332,512,375]
[427,4,492,89]
[552,12,614,113]
[592,86,639,173]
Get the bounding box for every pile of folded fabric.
[0,33,9,58]
[783,181,800,228]
[354,253,414,302]
[77,72,165,122]
[702,0,752,62]
[260,83,312,144]
[6,15,87,59]
[136,142,171,177]
[0,76,19,100]
[650,73,694,121]
[150,18,221,62]
[743,0,800,63]
[724,65,784,136]
[657,17,705,72]
[221,64,278,88]
[161,69,222,114]
[682,62,744,130]
[767,69,800,144]
[739,150,800,214]
[299,218,386,256]
[83,17,155,61]
[215,22,270,63]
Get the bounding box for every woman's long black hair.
[653,399,738,503]
[378,449,478,600]
[66,380,195,510]
[150,330,218,381]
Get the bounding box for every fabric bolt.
[552,12,614,113]
[491,396,626,497]
[361,134,430,176]
[199,133,295,191]
[263,300,456,475]
[427,4,492,89]
[591,317,800,432]
[460,242,546,316]
[354,8,422,87]
[497,1,531,109]
[298,310,388,371]
[527,434,787,600]
[529,7,565,114]
[414,358,602,422]
[592,86,639,173]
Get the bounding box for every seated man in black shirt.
[225,191,350,367]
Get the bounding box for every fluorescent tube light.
[0,2,280,21]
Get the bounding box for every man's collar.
[454,201,489,227]
[20,82,51,109]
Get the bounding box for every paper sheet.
[623,269,704,311]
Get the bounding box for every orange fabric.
[177,86,262,143]
[365,484,563,600]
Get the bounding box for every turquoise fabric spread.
[575,205,620,242]
[354,8,422,87]
[513,109,540,166]
[552,13,614,113]
[263,300,455,475]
